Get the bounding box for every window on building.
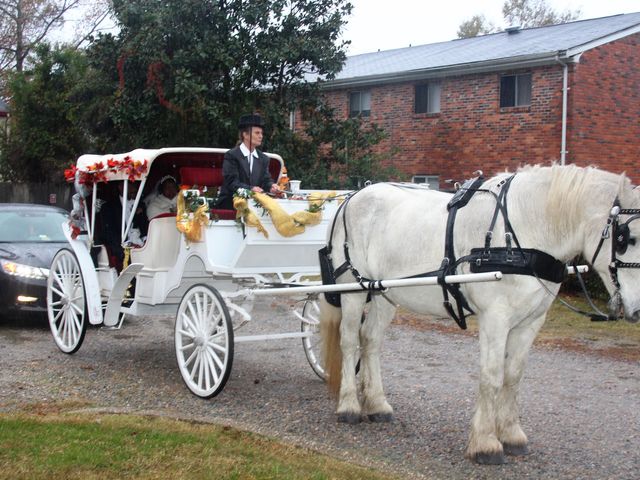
[500,73,531,107]
[413,174,439,190]
[349,91,371,117]
[415,83,441,114]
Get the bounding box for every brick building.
[304,13,640,188]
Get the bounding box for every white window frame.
[412,174,439,190]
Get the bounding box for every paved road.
[1,297,638,479]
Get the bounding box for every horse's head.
[588,180,640,323]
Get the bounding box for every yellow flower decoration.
[176,192,209,242]
[236,191,336,238]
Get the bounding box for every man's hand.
[270,184,283,195]
[251,186,264,193]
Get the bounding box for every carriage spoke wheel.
[175,284,234,398]
[300,298,326,380]
[47,249,88,354]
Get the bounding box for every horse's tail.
[320,295,342,396]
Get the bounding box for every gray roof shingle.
[329,12,640,85]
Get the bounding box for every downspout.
[555,56,569,165]
[560,62,568,165]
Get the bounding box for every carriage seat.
[179,166,237,220]
[130,216,181,270]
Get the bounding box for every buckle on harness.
[505,233,513,262]
[484,231,492,249]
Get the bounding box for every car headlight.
[0,259,49,280]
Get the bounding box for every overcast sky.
[343,0,640,55]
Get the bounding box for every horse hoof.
[474,451,506,465]
[368,413,393,423]
[337,412,361,424]
[503,442,529,456]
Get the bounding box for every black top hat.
[238,113,264,130]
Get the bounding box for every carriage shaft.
[247,271,503,297]
[235,331,312,343]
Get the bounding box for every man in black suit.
[217,113,282,209]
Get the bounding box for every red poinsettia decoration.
[64,156,149,185]
[64,165,77,183]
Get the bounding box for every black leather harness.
[585,199,640,320]
[319,175,569,329]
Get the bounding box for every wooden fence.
[0,182,74,210]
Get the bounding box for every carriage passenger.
[145,175,179,220]
[216,113,282,210]
[100,180,149,271]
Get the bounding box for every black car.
[0,203,69,318]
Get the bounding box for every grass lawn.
[0,409,396,480]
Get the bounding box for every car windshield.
[0,210,68,242]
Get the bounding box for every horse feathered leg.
[322,292,368,424]
[466,312,509,465]
[497,313,546,456]
[360,296,396,422]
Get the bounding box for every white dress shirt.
[239,143,259,173]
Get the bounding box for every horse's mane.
[513,164,627,232]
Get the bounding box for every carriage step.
[104,263,143,327]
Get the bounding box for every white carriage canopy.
[67,147,285,243]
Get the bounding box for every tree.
[90,0,354,149]
[0,44,90,181]
[273,101,400,189]
[2,0,395,187]
[0,1,81,75]
[0,0,111,95]
[457,0,581,38]
[502,0,581,28]
[457,14,496,39]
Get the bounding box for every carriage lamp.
[0,260,49,280]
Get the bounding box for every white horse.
[320,164,640,464]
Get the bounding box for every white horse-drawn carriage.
[47,148,635,464]
[46,147,502,400]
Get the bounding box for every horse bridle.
[589,199,640,318]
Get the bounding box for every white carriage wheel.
[300,298,327,380]
[46,248,88,354]
[175,284,234,398]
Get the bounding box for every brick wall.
[309,33,640,186]
[319,65,566,185]
[568,33,640,183]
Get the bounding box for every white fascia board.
[565,23,640,57]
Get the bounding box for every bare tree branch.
[457,0,581,39]
[0,0,111,91]
[71,5,112,49]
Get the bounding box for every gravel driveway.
[1,296,638,479]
